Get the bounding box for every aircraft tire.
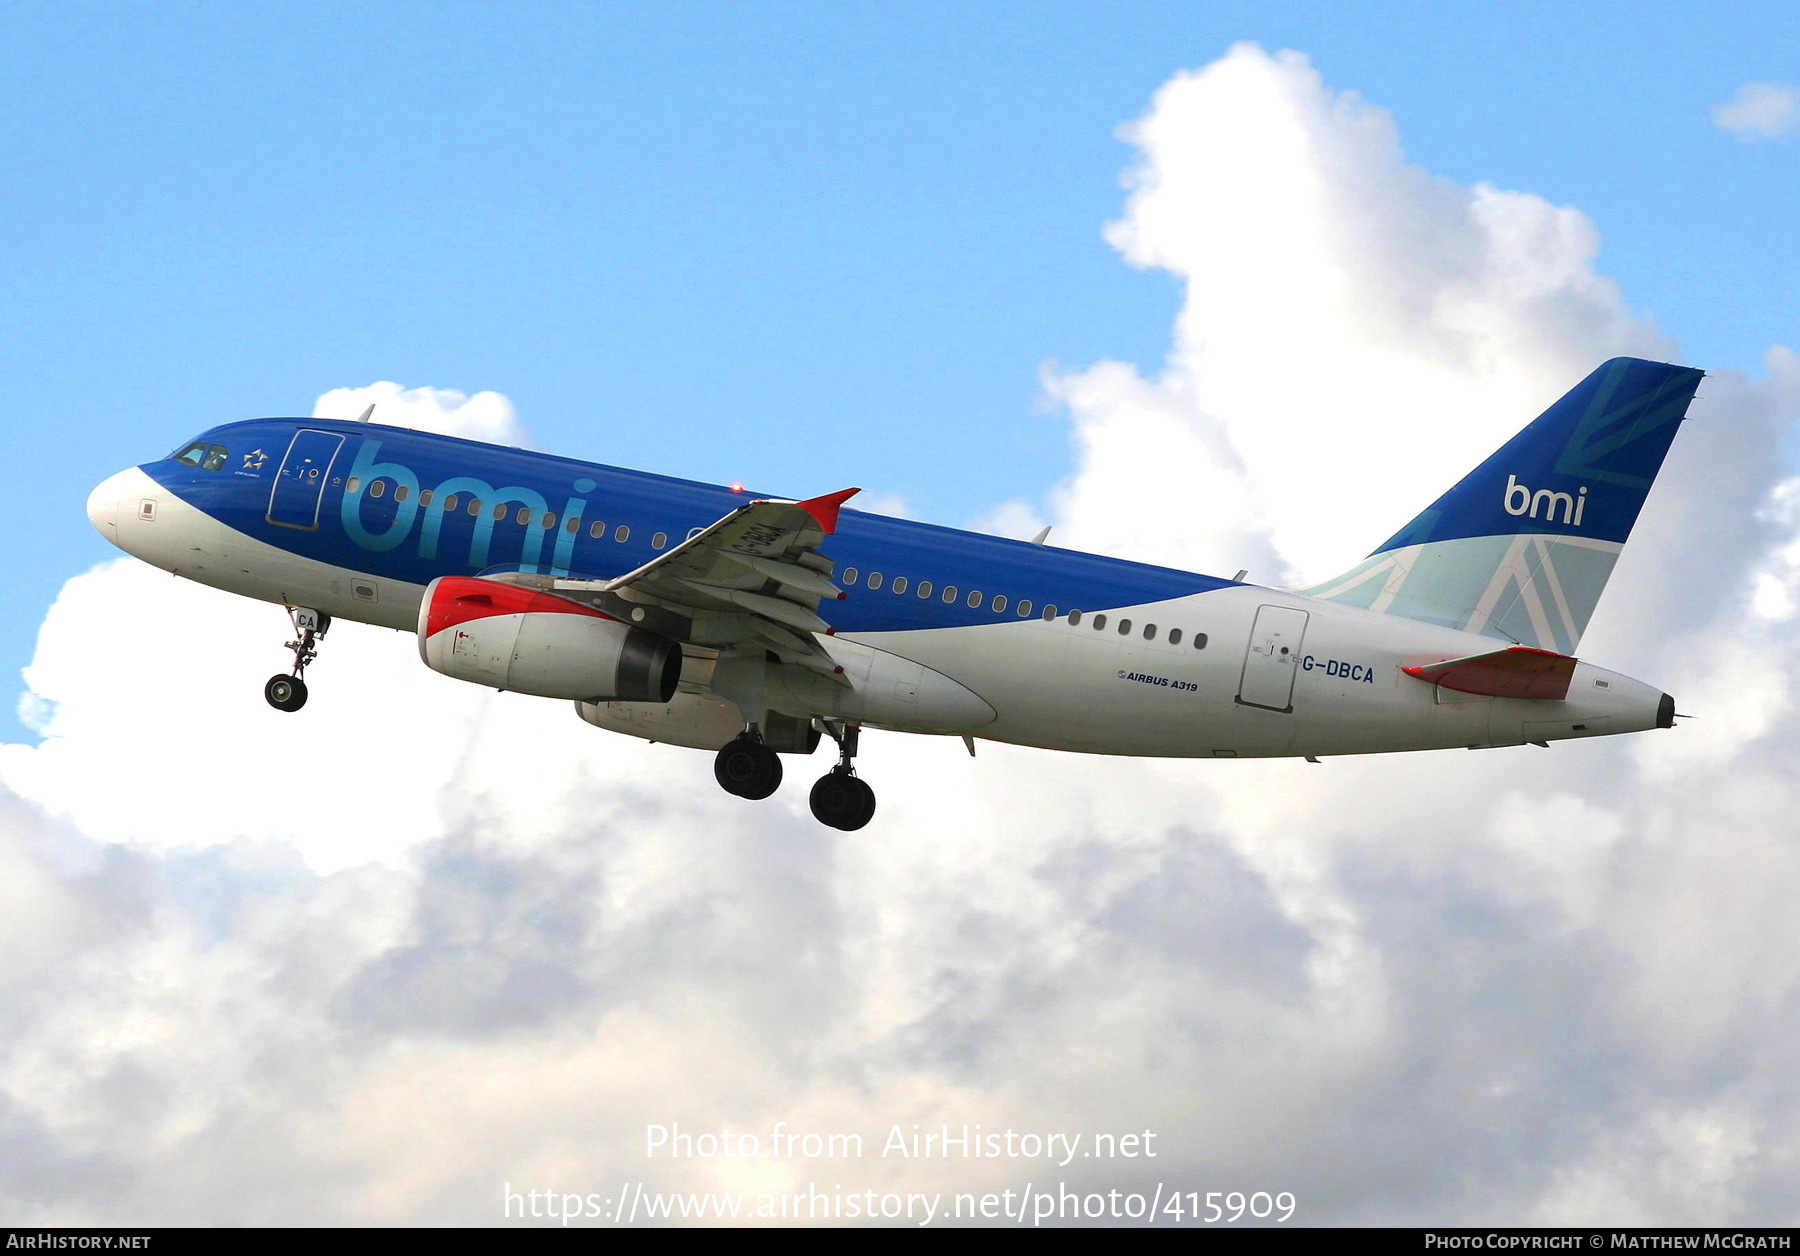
[714,736,782,799]
[264,674,308,712]
[810,772,875,831]
[845,778,876,830]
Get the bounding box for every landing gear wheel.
[714,735,783,800]
[264,674,308,712]
[267,606,328,713]
[809,771,876,831]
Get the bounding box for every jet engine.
[417,575,680,702]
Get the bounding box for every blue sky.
[4,4,1795,746]
[6,4,1800,1227]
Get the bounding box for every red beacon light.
[730,482,744,493]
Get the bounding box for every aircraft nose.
[87,467,143,542]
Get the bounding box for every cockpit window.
[171,441,229,470]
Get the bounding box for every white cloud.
[851,491,915,521]
[314,381,528,446]
[4,44,1800,1226]
[966,497,1049,541]
[1713,82,1799,138]
[1045,43,1672,584]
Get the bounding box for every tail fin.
[1298,357,1703,653]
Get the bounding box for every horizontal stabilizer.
[1402,646,1577,701]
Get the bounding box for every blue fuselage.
[154,417,1238,632]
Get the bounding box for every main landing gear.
[264,606,329,713]
[714,730,784,800]
[710,721,877,831]
[810,723,875,831]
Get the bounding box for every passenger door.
[266,430,345,530]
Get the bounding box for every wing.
[1402,645,1577,701]
[504,488,861,684]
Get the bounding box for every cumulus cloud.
[4,43,1800,1226]
[1045,44,1674,584]
[1713,82,1799,138]
[314,381,529,446]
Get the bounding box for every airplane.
[86,357,1701,831]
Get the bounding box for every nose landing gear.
[264,606,329,713]
[809,723,875,831]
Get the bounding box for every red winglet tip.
[796,487,861,534]
[825,627,837,636]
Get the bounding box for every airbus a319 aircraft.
[88,358,1700,830]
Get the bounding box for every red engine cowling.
[417,576,681,702]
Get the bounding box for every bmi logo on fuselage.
[1503,474,1588,526]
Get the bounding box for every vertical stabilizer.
[1298,358,1703,653]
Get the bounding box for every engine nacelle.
[418,575,681,702]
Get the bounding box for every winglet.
[1403,646,1577,701]
[796,487,861,534]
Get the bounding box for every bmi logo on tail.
[1503,474,1588,526]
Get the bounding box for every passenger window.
[1093,614,1107,630]
[1040,603,1055,619]
[202,445,228,471]
[1017,600,1032,617]
[1118,619,1132,635]
[614,525,629,542]
[444,494,460,511]
[842,567,859,586]
[867,572,883,590]
[370,481,386,499]
[419,490,433,506]
[1068,610,1082,626]
[968,591,982,608]
[468,498,482,515]
[1143,623,1156,640]
[992,594,1007,613]
[942,586,957,603]
[513,506,528,523]
[590,521,606,538]
[346,477,362,493]
[544,513,558,530]
[652,532,667,550]
[394,485,410,503]
[892,576,908,594]
[1169,628,1183,645]
[565,516,580,533]
[917,581,932,599]
[1194,633,1208,649]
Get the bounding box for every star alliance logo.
[243,449,268,471]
